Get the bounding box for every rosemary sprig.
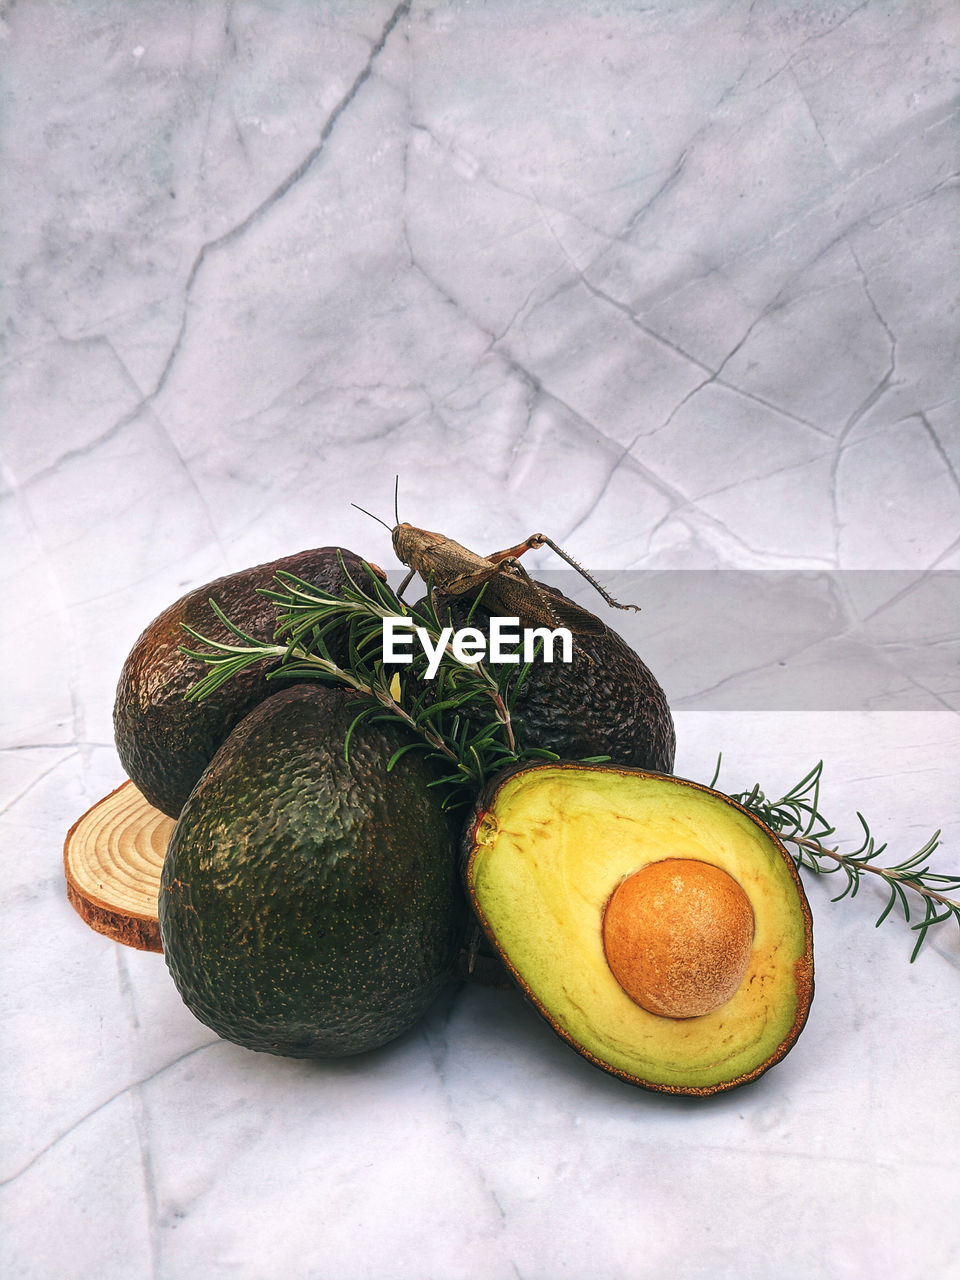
[720,758,958,962]
[180,555,562,807]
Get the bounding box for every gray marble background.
[2,2,959,1278]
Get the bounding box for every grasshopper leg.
[488,534,640,612]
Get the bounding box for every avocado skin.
[427,584,675,773]
[114,547,374,818]
[159,684,466,1058]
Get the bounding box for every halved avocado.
[463,763,814,1096]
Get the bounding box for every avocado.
[463,762,813,1095]
[159,683,466,1058]
[114,547,376,817]
[423,583,675,773]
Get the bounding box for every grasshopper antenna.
[351,502,393,533]
[393,474,400,527]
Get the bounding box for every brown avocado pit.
[602,858,755,1019]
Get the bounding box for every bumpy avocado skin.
[428,584,675,773]
[159,684,466,1058]
[114,547,374,817]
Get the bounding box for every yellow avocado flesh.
[467,767,813,1094]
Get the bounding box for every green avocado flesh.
[159,684,466,1058]
[465,764,814,1095]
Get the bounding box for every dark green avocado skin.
[114,547,375,818]
[427,583,675,774]
[158,684,466,1058]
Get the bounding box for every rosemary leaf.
[723,760,958,962]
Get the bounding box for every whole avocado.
[159,683,467,1058]
[114,546,375,817]
[424,583,675,773]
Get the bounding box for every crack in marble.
[406,85,909,474]
[521,242,840,559]
[715,377,834,437]
[864,168,960,232]
[560,446,686,551]
[914,412,960,500]
[114,948,161,1278]
[152,0,411,398]
[400,214,639,492]
[688,451,835,510]
[574,274,712,377]
[789,64,837,167]
[0,464,88,746]
[0,1040,219,1189]
[618,104,956,363]
[407,118,629,250]
[648,502,837,569]
[0,749,80,816]
[7,328,151,489]
[29,0,411,479]
[535,224,834,442]
[787,573,960,713]
[133,1084,162,1280]
[613,146,690,246]
[796,111,959,245]
[145,403,232,567]
[930,533,960,569]
[846,572,938,630]
[756,0,872,89]
[823,244,901,561]
[416,995,523,1270]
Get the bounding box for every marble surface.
[2,2,959,1277]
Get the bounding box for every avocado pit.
[602,858,755,1019]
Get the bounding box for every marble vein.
[754,0,873,89]
[0,1041,218,1189]
[840,247,898,435]
[915,412,960,500]
[400,211,673,526]
[536,204,838,441]
[0,749,80,817]
[788,64,837,168]
[418,1009,521,1276]
[22,0,414,484]
[114,948,161,1280]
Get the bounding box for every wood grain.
[64,780,173,951]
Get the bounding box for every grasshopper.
[353,494,639,636]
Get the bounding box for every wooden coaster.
[64,780,174,952]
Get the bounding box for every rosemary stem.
[371,687,460,763]
[787,834,960,912]
[489,688,516,752]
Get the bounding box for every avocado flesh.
[114,546,376,817]
[465,764,813,1095]
[159,684,466,1058]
